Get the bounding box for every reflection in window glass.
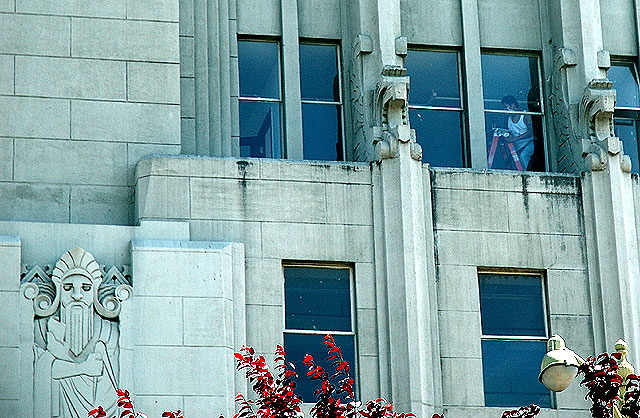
[410,108,464,167]
[284,266,355,402]
[299,43,343,161]
[238,40,282,158]
[610,61,640,173]
[482,53,545,171]
[479,273,551,408]
[406,49,465,167]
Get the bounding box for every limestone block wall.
[122,240,245,418]
[0,1,181,226]
[428,168,591,418]
[0,236,27,418]
[135,156,382,400]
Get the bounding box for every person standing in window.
[501,95,535,170]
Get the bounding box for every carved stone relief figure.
[21,248,132,418]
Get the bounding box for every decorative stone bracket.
[579,79,632,173]
[373,65,422,161]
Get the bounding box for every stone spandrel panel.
[20,247,132,418]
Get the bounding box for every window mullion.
[280,0,303,160]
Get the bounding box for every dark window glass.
[299,43,343,161]
[482,53,545,171]
[479,273,550,408]
[284,266,354,403]
[481,55,540,112]
[610,61,640,173]
[485,113,545,172]
[300,44,340,102]
[239,101,281,158]
[285,266,351,331]
[302,103,343,161]
[238,40,281,99]
[410,108,464,167]
[238,40,282,158]
[479,274,545,337]
[609,62,640,108]
[406,49,465,167]
[284,333,356,402]
[406,50,461,108]
[482,340,551,408]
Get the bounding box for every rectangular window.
[406,49,465,167]
[299,42,344,161]
[482,53,546,172]
[479,272,551,408]
[609,60,640,173]
[284,264,356,402]
[238,40,282,158]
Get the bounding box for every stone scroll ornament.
[20,247,132,418]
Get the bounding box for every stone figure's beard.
[62,302,93,356]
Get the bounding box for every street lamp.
[539,335,635,418]
[539,335,583,392]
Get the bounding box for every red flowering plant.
[231,344,302,418]
[578,352,624,418]
[499,404,541,418]
[621,374,640,418]
[88,388,182,418]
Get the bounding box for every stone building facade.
[1,0,639,417]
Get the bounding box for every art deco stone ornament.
[20,247,132,418]
[373,65,422,161]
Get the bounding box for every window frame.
[610,58,640,172]
[237,37,284,159]
[298,40,346,161]
[480,49,548,172]
[282,261,358,402]
[477,269,552,408]
[406,46,468,167]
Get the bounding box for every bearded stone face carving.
[21,248,132,418]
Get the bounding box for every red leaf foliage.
[500,404,541,418]
[578,353,623,418]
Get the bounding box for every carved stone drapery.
[373,65,422,161]
[20,248,132,418]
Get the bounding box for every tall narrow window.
[238,40,282,158]
[482,53,545,172]
[609,60,640,173]
[479,272,551,408]
[284,265,356,402]
[406,49,465,167]
[299,43,344,161]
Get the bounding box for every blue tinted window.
[238,40,280,99]
[302,103,342,161]
[300,44,340,102]
[481,54,540,112]
[479,273,550,408]
[410,108,464,167]
[479,274,545,337]
[239,101,282,158]
[610,61,640,173]
[284,333,356,402]
[406,49,465,167]
[299,43,343,161]
[406,50,461,108]
[482,54,545,171]
[610,62,640,108]
[285,266,351,331]
[482,340,551,408]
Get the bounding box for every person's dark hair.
[501,95,518,108]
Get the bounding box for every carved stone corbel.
[579,79,631,172]
[373,65,422,161]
